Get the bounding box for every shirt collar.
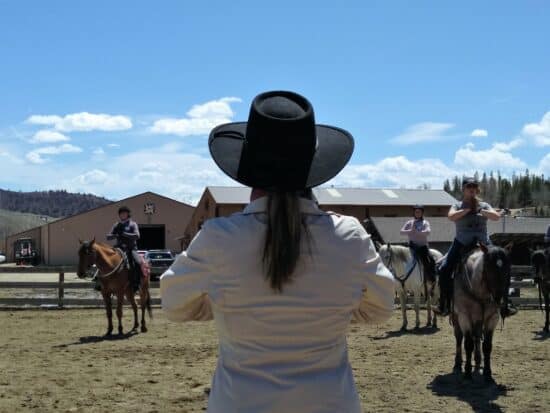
[242,196,327,216]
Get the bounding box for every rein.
[96,247,126,279]
[387,247,418,289]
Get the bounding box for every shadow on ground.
[428,372,509,413]
[53,330,139,348]
[532,330,550,341]
[372,325,440,340]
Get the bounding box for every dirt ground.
[0,308,548,413]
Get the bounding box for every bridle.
[81,244,126,279]
[385,245,418,289]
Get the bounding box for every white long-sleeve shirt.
[161,197,395,413]
[400,218,431,246]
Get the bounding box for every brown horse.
[451,243,512,383]
[532,248,550,333]
[77,238,152,336]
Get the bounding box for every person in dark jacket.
[106,206,142,291]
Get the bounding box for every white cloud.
[107,143,120,148]
[454,142,526,171]
[26,143,82,164]
[27,112,132,132]
[66,143,234,203]
[492,138,524,151]
[470,129,488,137]
[150,97,242,137]
[390,122,455,145]
[521,111,550,146]
[330,155,457,189]
[30,130,70,143]
[93,147,105,156]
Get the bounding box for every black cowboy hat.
[118,205,131,215]
[208,91,354,191]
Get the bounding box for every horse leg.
[414,291,421,330]
[125,289,139,331]
[544,291,550,333]
[116,293,124,335]
[140,286,148,333]
[102,292,113,336]
[464,331,474,380]
[482,329,495,383]
[474,322,482,373]
[426,290,432,327]
[400,289,408,331]
[453,316,463,374]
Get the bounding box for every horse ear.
[78,239,83,244]
[479,242,489,254]
[504,242,514,253]
[90,237,95,245]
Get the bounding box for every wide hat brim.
[209,122,354,190]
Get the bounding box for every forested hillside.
[0,189,111,218]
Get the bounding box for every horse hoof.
[453,366,462,374]
[105,331,112,337]
[400,326,407,332]
[141,325,148,333]
[118,327,123,335]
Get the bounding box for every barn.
[178,186,458,249]
[5,192,194,265]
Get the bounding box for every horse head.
[479,242,513,305]
[77,237,96,278]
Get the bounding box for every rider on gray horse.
[435,177,517,317]
[107,206,142,292]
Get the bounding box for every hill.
[0,189,111,218]
[0,209,56,252]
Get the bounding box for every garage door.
[137,225,165,250]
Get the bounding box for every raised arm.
[160,221,215,322]
[448,204,471,222]
[479,206,501,221]
[352,223,395,324]
[400,220,413,235]
[121,221,140,240]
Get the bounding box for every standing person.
[161,91,395,413]
[106,206,141,291]
[435,177,517,317]
[400,204,435,274]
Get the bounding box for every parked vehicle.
[14,237,40,265]
[0,253,6,264]
[144,250,175,280]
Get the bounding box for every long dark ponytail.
[262,190,312,292]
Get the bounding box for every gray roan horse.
[532,248,550,333]
[379,243,443,331]
[77,239,152,336]
[452,243,512,382]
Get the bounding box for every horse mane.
[388,244,412,262]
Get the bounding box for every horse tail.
[538,277,544,313]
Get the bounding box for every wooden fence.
[0,265,541,309]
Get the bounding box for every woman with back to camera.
[161,91,395,413]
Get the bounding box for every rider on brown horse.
[107,206,142,291]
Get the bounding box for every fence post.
[58,272,64,308]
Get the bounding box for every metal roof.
[369,216,550,245]
[207,186,458,206]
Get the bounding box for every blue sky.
[0,1,548,203]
